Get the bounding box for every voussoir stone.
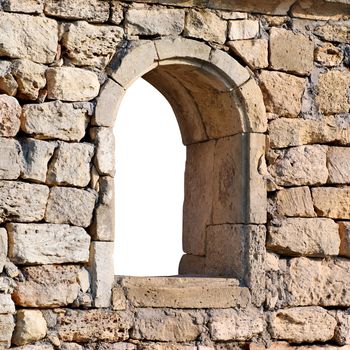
[0,95,21,137]
[0,137,22,180]
[7,223,91,265]
[0,12,58,64]
[0,314,15,349]
[46,67,100,102]
[45,187,97,227]
[0,181,49,224]
[22,101,89,142]
[63,21,123,68]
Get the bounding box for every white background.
[113,78,186,276]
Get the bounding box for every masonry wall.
[0,0,350,350]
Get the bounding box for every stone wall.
[0,0,350,349]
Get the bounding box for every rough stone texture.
[314,23,350,43]
[0,228,7,272]
[0,181,49,224]
[259,71,305,117]
[0,314,15,349]
[315,43,343,67]
[267,218,339,257]
[126,8,185,36]
[111,2,124,24]
[0,61,17,96]
[268,145,328,186]
[327,147,350,184]
[179,254,206,276]
[333,310,350,346]
[340,222,350,258]
[270,307,337,343]
[184,9,227,44]
[44,0,110,22]
[0,137,22,180]
[46,67,100,102]
[0,94,21,137]
[228,20,259,40]
[312,187,350,219]
[7,223,91,265]
[47,142,94,187]
[63,21,123,68]
[209,307,264,341]
[316,70,350,115]
[0,12,58,64]
[0,294,15,314]
[112,285,127,311]
[269,27,314,75]
[45,187,97,227]
[12,310,47,346]
[22,101,89,142]
[12,265,83,307]
[228,39,268,69]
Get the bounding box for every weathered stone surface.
[139,344,194,350]
[45,187,96,227]
[270,307,336,343]
[0,61,17,96]
[132,309,204,342]
[47,142,94,187]
[327,147,350,184]
[12,310,47,346]
[11,59,46,100]
[58,310,132,342]
[312,187,350,219]
[44,0,110,22]
[0,314,15,349]
[0,138,22,180]
[267,218,339,257]
[259,71,305,117]
[0,294,15,314]
[22,101,89,142]
[8,223,90,265]
[315,43,343,67]
[119,276,249,309]
[228,20,259,40]
[0,95,21,137]
[314,23,350,43]
[228,39,268,69]
[0,228,7,273]
[269,27,314,75]
[268,146,328,186]
[0,181,49,224]
[112,285,127,311]
[111,2,124,24]
[340,222,350,258]
[1,0,44,13]
[46,67,100,102]
[178,254,206,275]
[126,8,185,36]
[13,265,83,307]
[0,12,58,64]
[316,70,350,115]
[210,307,264,341]
[63,21,123,68]
[184,9,227,44]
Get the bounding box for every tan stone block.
[270,307,336,343]
[0,13,58,64]
[7,223,90,265]
[178,254,206,275]
[98,344,136,350]
[332,310,350,346]
[2,0,44,13]
[139,344,195,350]
[111,2,124,24]
[0,138,22,180]
[0,95,20,137]
[46,67,100,102]
[0,62,17,96]
[314,23,350,43]
[0,295,15,314]
[259,70,305,117]
[327,147,350,184]
[228,20,259,40]
[0,314,15,349]
[184,9,227,44]
[269,28,314,75]
[219,11,247,19]
[228,39,268,69]
[316,70,350,115]
[267,218,339,257]
[12,310,47,346]
[340,222,350,258]
[315,43,343,67]
[312,187,350,219]
[112,285,127,311]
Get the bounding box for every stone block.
[0,138,22,180]
[139,344,195,350]
[340,222,350,258]
[228,20,259,40]
[0,228,7,273]
[47,142,94,187]
[46,67,100,102]
[63,21,123,68]
[111,2,124,24]
[0,181,49,224]
[209,307,264,341]
[312,187,350,219]
[45,187,97,227]
[7,223,90,265]
[327,147,350,184]
[267,218,339,257]
[259,70,305,117]
[12,310,47,346]
[0,295,15,314]
[12,265,83,307]
[0,62,17,96]
[112,285,127,311]
[184,9,227,44]
[178,254,206,275]
[314,23,350,43]
[1,0,44,13]
[22,101,89,142]
[270,307,336,343]
[333,310,350,346]
[268,145,328,186]
[126,8,185,36]
[315,43,343,67]
[0,314,15,349]
[0,12,58,64]
[0,95,21,137]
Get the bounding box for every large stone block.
[228,20,259,40]
[45,187,97,227]
[0,314,15,349]
[0,12,58,64]
[7,223,90,265]
[0,95,21,137]
[22,101,90,142]
[0,138,22,180]
[327,147,350,184]
[0,181,49,224]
